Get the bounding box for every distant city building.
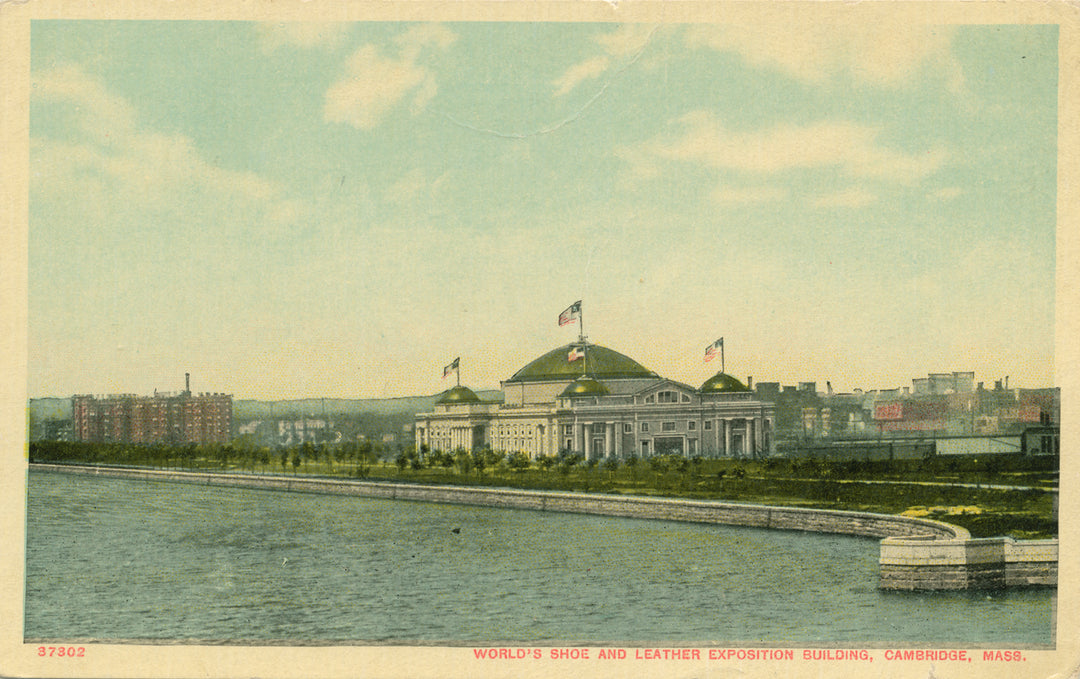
[72,374,232,445]
[912,371,975,396]
[277,419,334,446]
[755,370,1058,445]
[416,342,774,459]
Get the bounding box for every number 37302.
[37,646,86,657]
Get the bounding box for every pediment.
[636,379,697,404]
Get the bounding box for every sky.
[27,20,1058,399]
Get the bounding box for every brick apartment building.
[72,374,232,445]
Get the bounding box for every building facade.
[416,343,774,459]
[72,383,232,445]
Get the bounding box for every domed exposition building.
[415,342,774,459]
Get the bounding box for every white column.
[606,423,614,458]
[584,424,592,458]
[723,420,731,457]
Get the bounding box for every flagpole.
[580,301,588,377]
[721,340,725,374]
[457,360,461,387]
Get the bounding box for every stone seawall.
[30,463,1056,591]
[879,535,1058,590]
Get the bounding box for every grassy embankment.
[29,441,1058,539]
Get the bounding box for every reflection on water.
[25,470,1054,644]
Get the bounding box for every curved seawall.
[29,463,1056,591]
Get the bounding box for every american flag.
[558,300,582,326]
[704,338,723,362]
[443,357,460,378]
[568,346,585,362]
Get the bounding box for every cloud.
[684,24,962,90]
[552,56,610,97]
[595,24,656,58]
[325,47,430,129]
[257,23,349,52]
[31,64,297,225]
[550,24,655,97]
[929,186,963,201]
[812,187,878,209]
[628,111,947,183]
[384,168,427,204]
[393,23,458,59]
[32,63,137,141]
[325,25,457,130]
[710,185,789,206]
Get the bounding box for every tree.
[484,449,505,473]
[300,442,315,472]
[455,448,473,475]
[291,451,301,473]
[602,456,620,478]
[334,443,349,472]
[507,451,531,472]
[471,450,487,476]
[321,442,333,472]
[691,455,704,477]
[557,452,582,476]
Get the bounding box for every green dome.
[560,376,611,397]
[701,372,751,393]
[436,385,481,404]
[507,343,658,383]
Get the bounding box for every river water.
[24,469,1054,645]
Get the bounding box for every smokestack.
[185,373,190,394]
[747,376,753,389]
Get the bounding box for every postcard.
[2,1,1077,678]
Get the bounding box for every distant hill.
[28,391,504,423]
[234,391,503,420]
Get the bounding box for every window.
[662,421,676,432]
[563,424,573,436]
[641,440,650,456]
[657,390,677,403]
[640,422,649,432]
[704,420,712,430]
[682,394,691,403]
[645,395,655,404]
[623,423,632,434]
[688,421,697,431]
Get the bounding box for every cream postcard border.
[1,2,1076,678]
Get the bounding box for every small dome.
[560,376,611,397]
[701,372,751,393]
[437,385,481,404]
